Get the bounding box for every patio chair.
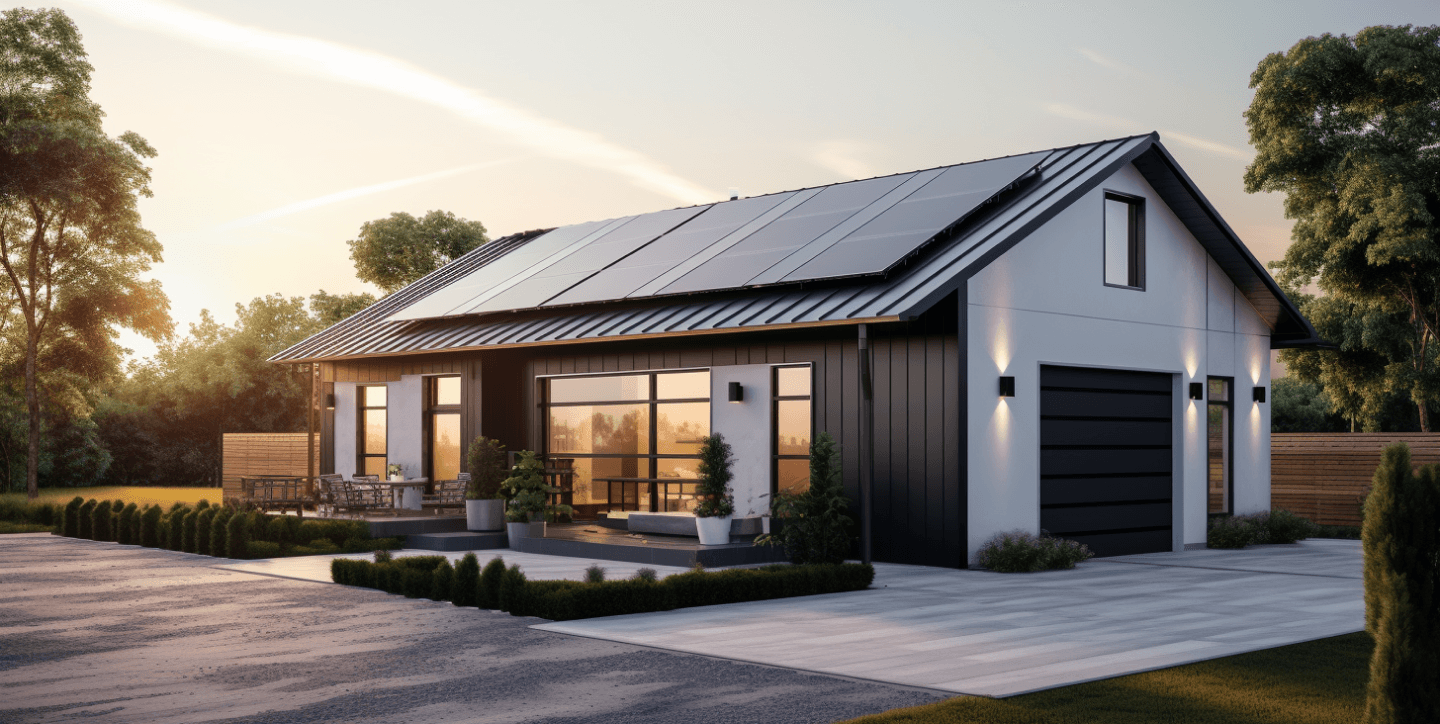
[344,475,390,516]
[422,472,469,515]
[315,474,343,517]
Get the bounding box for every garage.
[1039,365,1174,557]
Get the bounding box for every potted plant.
[465,436,507,532]
[693,433,736,545]
[386,463,404,482]
[501,451,573,542]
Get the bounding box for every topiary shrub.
[497,564,527,613]
[117,503,139,545]
[975,530,1094,572]
[760,431,854,564]
[210,507,234,557]
[63,496,83,537]
[584,564,606,583]
[248,540,282,559]
[432,560,455,601]
[693,433,736,519]
[195,508,216,556]
[478,556,506,610]
[1362,444,1440,722]
[465,436,508,500]
[77,499,96,539]
[181,508,199,552]
[452,553,480,607]
[91,500,114,542]
[1207,515,1257,549]
[633,567,658,583]
[1263,509,1318,544]
[139,505,163,548]
[226,510,251,559]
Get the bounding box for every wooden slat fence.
[222,433,318,502]
[1271,433,1440,526]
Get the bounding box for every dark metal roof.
[271,133,1320,363]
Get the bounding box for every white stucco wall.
[966,162,1271,561]
[331,377,424,479]
[334,382,356,479]
[710,364,774,517]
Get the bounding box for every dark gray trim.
[955,282,968,568]
[1101,190,1146,291]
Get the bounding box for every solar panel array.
[389,151,1045,322]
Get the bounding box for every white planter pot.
[696,515,731,545]
[466,500,504,532]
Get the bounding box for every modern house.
[271,133,1321,568]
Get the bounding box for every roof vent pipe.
[728,188,739,201]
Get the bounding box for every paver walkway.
[534,539,1364,697]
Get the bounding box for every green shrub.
[91,500,114,542]
[634,567,657,582]
[761,431,853,564]
[77,499,96,539]
[181,508,199,552]
[374,549,393,564]
[584,564,606,583]
[195,507,216,556]
[466,436,508,499]
[247,541,281,559]
[693,433,736,518]
[139,505,162,548]
[1207,516,1257,549]
[117,503,139,545]
[292,539,340,556]
[63,496,83,537]
[210,507,234,557]
[478,556,506,609]
[1264,509,1318,544]
[452,553,480,607]
[226,510,251,559]
[1362,444,1440,722]
[1315,523,1362,540]
[975,531,1094,572]
[196,499,210,511]
[497,564,527,612]
[432,560,455,601]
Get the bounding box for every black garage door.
[1039,365,1173,557]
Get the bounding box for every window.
[544,370,710,517]
[357,385,387,476]
[1207,377,1232,514]
[427,376,462,482]
[773,365,813,497]
[1103,192,1145,289]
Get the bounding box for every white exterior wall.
[710,364,774,517]
[330,377,425,480]
[334,382,357,479]
[966,163,1271,561]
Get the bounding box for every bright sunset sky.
[48,0,1438,359]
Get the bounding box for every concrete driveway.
[535,539,1363,697]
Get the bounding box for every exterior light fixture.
[325,393,336,409]
[1189,383,1203,400]
[999,376,1015,398]
[728,381,744,403]
[1253,386,1266,403]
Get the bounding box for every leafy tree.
[309,289,375,327]
[1246,25,1440,430]
[0,8,170,498]
[1270,377,1346,432]
[347,210,488,294]
[760,432,854,565]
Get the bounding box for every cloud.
[811,140,874,180]
[1042,103,1136,131]
[214,162,504,233]
[1163,131,1251,161]
[1042,104,1251,161]
[1075,47,1147,78]
[74,0,716,205]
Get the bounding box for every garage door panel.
[1041,419,1171,447]
[1040,390,1171,419]
[1041,502,1172,534]
[1040,476,1171,505]
[1040,366,1172,392]
[1064,529,1174,558]
[1041,448,1171,477]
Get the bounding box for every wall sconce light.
[325,393,336,409]
[728,381,744,403]
[1189,383,1204,401]
[1253,386,1266,403]
[999,376,1015,398]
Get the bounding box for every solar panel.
[546,193,794,307]
[386,219,616,321]
[465,205,708,313]
[781,151,1046,281]
[659,174,915,295]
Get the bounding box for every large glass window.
[774,365,813,496]
[1207,378,1232,514]
[358,385,387,476]
[544,370,709,518]
[427,376,462,482]
[1104,192,1145,289]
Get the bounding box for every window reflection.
[657,402,709,454]
[431,413,460,481]
[548,405,650,455]
[774,365,813,496]
[776,366,811,397]
[434,376,461,406]
[550,374,648,403]
[657,371,709,400]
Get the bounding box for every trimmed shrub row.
[1206,509,1319,549]
[332,552,876,621]
[975,530,1094,572]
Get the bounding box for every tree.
[761,432,855,565]
[0,8,170,498]
[309,289,375,327]
[1246,25,1440,431]
[347,210,488,294]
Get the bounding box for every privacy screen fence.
[1270,433,1440,527]
[221,433,318,501]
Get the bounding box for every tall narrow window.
[357,385,388,476]
[1103,192,1145,289]
[427,376,462,482]
[1207,378,1232,514]
[773,365,813,497]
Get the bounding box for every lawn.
[845,633,1369,724]
[0,486,221,509]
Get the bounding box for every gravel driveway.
[0,534,941,723]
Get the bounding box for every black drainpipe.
[858,323,874,565]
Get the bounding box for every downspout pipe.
[858,323,874,565]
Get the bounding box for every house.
[271,133,1321,568]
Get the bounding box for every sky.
[45,0,1440,360]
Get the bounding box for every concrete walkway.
[217,548,694,584]
[534,539,1364,697]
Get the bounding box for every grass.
[0,520,53,534]
[844,633,1369,724]
[0,486,220,508]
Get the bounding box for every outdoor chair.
[315,474,343,517]
[422,472,469,515]
[344,475,391,516]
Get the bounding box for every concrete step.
[406,531,510,552]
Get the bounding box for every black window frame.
[356,384,388,477]
[1102,191,1146,291]
[424,375,463,483]
[772,364,814,498]
[1206,376,1234,516]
